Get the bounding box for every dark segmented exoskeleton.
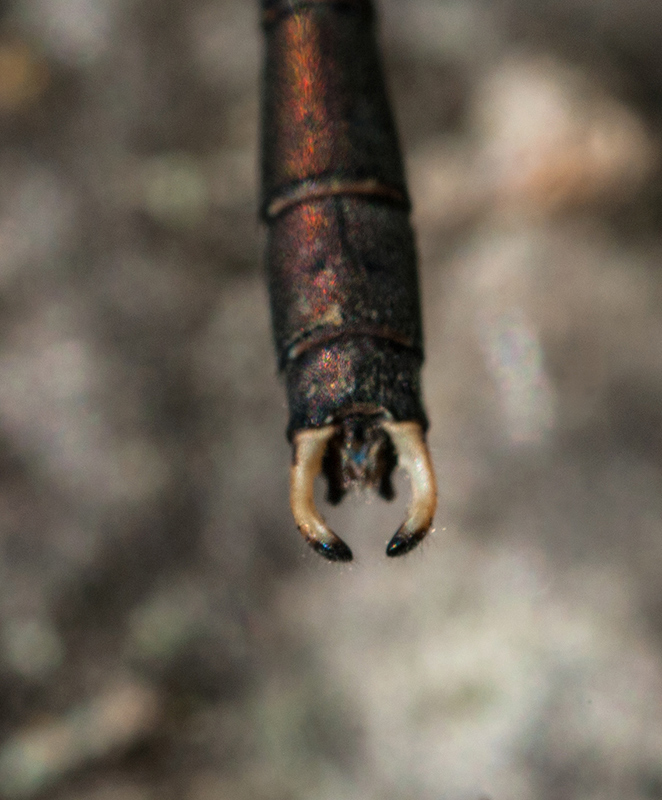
[260,0,436,561]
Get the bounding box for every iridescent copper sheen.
[261,0,408,217]
[260,0,435,560]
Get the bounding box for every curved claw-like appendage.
[381,420,437,557]
[290,419,436,561]
[290,426,353,562]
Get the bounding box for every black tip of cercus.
[311,538,353,562]
[385,528,425,557]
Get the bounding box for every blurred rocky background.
[0,0,661,797]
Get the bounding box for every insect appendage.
[291,418,436,561]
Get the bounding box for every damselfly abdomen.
[260,0,436,561]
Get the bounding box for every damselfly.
[260,0,436,561]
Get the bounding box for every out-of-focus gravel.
[0,0,662,798]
